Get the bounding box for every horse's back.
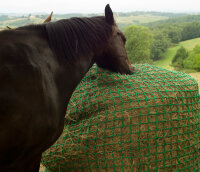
[0,29,47,65]
[0,29,63,171]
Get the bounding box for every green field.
[154,38,200,70]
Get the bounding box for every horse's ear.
[7,26,12,30]
[43,11,53,23]
[105,4,114,25]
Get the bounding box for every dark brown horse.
[0,4,134,172]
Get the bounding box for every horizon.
[0,10,198,16]
[1,0,200,14]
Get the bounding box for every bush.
[184,45,200,71]
[172,46,188,68]
[150,32,170,61]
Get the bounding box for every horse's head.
[94,4,135,75]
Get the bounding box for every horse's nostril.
[120,65,135,75]
[128,70,134,75]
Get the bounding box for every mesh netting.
[42,64,200,172]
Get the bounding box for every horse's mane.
[18,16,113,61]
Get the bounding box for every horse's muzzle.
[123,64,135,75]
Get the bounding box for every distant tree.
[0,15,9,22]
[124,25,152,63]
[181,22,200,41]
[184,45,200,71]
[148,21,200,44]
[167,29,182,43]
[193,54,200,71]
[27,13,31,21]
[150,31,170,61]
[172,46,188,68]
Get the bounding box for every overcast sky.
[1,0,200,14]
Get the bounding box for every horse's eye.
[124,37,127,43]
[121,35,126,43]
[116,31,126,43]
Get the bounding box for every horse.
[0,4,134,172]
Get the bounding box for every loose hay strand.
[42,64,200,172]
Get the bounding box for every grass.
[154,46,180,70]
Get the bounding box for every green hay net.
[42,64,200,172]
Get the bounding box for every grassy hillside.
[115,15,168,30]
[154,38,200,70]
[154,38,200,92]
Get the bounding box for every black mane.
[18,16,113,62]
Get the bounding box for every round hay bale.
[42,64,200,172]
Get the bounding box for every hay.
[42,64,200,172]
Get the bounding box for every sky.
[1,0,200,14]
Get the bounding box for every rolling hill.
[154,38,200,70]
[154,38,200,91]
[0,11,187,30]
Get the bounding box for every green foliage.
[184,45,200,71]
[146,14,200,26]
[150,32,170,60]
[148,21,200,46]
[124,25,152,63]
[181,22,200,41]
[148,23,183,44]
[172,46,188,67]
[184,55,196,70]
[166,27,182,43]
[193,54,200,70]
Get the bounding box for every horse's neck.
[71,54,94,87]
[57,53,95,107]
